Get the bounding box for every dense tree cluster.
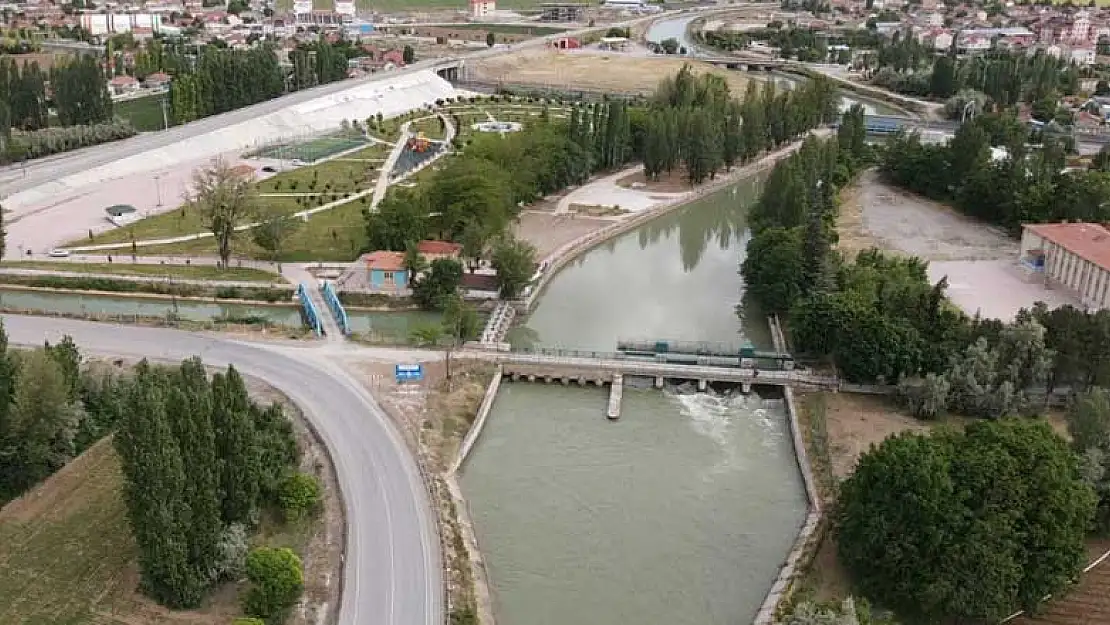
[0,55,126,163]
[837,419,1094,622]
[0,332,126,504]
[114,359,299,609]
[169,45,283,124]
[290,37,351,91]
[870,47,1078,105]
[1067,388,1110,533]
[881,114,1106,232]
[698,26,878,63]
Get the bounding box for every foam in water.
[669,387,786,479]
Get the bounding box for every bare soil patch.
[0,372,342,625]
[616,169,694,193]
[470,49,751,95]
[513,211,610,258]
[841,170,1017,262]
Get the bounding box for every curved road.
[0,314,442,625]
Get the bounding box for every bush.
[210,523,250,582]
[279,473,322,521]
[4,121,137,165]
[243,547,304,623]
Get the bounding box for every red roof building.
[417,240,462,260]
[1021,222,1110,309]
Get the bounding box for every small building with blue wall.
[364,251,408,292]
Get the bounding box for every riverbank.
[521,131,828,313]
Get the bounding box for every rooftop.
[364,251,406,271]
[417,239,462,256]
[1024,222,1110,271]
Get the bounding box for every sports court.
[249,130,372,163]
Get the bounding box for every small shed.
[364,251,408,292]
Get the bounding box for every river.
[644,14,905,116]
[461,176,809,625]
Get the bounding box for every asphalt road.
[0,314,443,625]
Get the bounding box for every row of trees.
[114,358,312,620]
[881,114,1107,231]
[169,45,284,125]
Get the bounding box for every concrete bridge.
[698,56,788,71]
[494,350,838,418]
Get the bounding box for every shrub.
[279,473,322,521]
[4,120,137,165]
[210,523,250,582]
[243,547,304,623]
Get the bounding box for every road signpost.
[395,364,424,383]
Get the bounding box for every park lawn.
[135,199,369,263]
[410,115,447,140]
[256,143,389,195]
[0,261,281,282]
[275,0,555,11]
[115,93,172,132]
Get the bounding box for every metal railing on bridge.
[296,283,324,337]
[320,280,350,336]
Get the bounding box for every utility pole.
[160,95,169,131]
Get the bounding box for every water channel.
[462,176,809,625]
[645,15,906,116]
[0,288,439,342]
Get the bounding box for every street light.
[155,174,163,207]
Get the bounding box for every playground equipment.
[407,132,431,153]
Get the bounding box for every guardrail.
[320,280,350,336]
[296,283,324,337]
[480,301,515,345]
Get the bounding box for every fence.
[320,280,350,336]
[296,283,324,336]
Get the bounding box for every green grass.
[0,261,281,282]
[410,115,447,140]
[114,93,173,132]
[439,23,569,35]
[251,132,370,163]
[74,142,390,248]
[133,199,369,263]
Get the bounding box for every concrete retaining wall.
[452,365,503,474]
[753,386,824,624]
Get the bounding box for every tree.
[491,237,536,300]
[115,362,206,608]
[0,203,7,259]
[243,547,304,623]
[929,55,957,99]
[402,242,427,283]
[412,258,463,311]
[837,420,1095,622]
[189,159,257,268]
[1067,388,1110,532]
[278,472,321,521]
[364,189,428,252]
[409,323,444,347]
[211,366,261,526]
[443,295,480,345]
[740,227,803,314]
[402,45,415,64]
[252,215,300,269]
[485,32,495,47]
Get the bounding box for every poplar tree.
[115,362,205,608]
[167,358,223,582]
[212,366,261,525]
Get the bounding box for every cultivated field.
[114,93,172,132]
[469,49,751,96]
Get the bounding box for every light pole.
[154,174,163,207]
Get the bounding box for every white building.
[469,0,495,18]
[602,0,646,8]
[79,12,165,36]
[1021,222,1110,310]
[1071,47,1096,66]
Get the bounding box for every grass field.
[114,93,172,132]
[76,142,389,248]
[130,200,368,263]
[410,115,447,140]
[1,261,281,282]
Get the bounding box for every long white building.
[1021,222,1110,310]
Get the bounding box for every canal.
[0,288,442,343]
[461,176,809,625]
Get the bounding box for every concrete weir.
[607,374,624,420]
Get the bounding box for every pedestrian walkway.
[284,264,344,342]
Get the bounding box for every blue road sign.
[395,364,424,383]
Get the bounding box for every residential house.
[363,251,409,292]
[417,240,463,263]
[108,74,140,95]
[143,71,172,89]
